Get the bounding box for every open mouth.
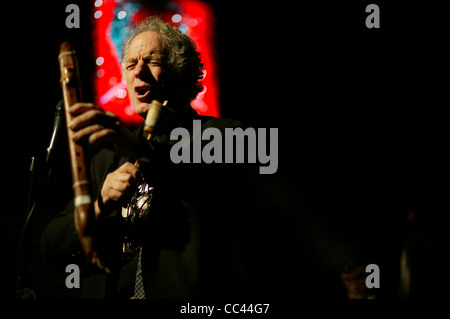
[135,86,151,101]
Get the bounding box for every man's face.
[124,31,165,118]
[340,265,369,299]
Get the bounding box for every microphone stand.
[16,100,64,299]
[16,156,41,299]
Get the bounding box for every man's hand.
[69,103,142,159]
[94,162,141,218]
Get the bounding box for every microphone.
[46,100,65,165]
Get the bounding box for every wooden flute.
[58,41,102,269]
[135,99,168,169]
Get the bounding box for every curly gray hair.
[121,16,204,102]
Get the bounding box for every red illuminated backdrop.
[92,0,219,129]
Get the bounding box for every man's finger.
[70,109,117,131]
[72,124,104,143]
[68,102,95,115]
[117,162,140,177]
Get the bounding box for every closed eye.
[126,63,136,71]
[145,58,162,67]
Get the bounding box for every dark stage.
[0,0,445,304]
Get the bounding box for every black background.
[0,0,445,301]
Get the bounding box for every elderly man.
[41,17,250,299]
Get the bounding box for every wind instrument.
[58,41,105,270]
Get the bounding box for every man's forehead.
[127,31,163,58]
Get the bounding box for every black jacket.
[40,112,255,299]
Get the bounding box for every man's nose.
[134,59,149,79]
